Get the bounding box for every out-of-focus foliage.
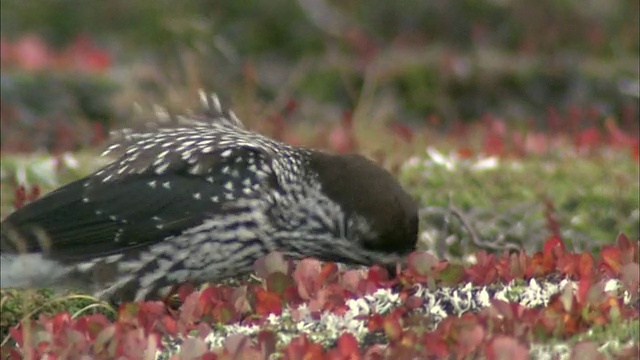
[1,0,638,124]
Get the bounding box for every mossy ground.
[1,145,637,349]
[0,0,637,354]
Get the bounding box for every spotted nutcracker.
[0,92,418,302]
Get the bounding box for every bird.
[0,92,418,303]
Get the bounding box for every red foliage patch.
[2,34,111,73]
[2,234,637,358]
[12,184,41,209]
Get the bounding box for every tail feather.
[0,253,70,289]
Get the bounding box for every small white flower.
[471,156,499,171]
[427,147,457,171]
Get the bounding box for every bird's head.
[306,151,419,265]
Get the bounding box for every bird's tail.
[0,252,71,289]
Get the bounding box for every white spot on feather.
[189,164,201,174]
[156,162,170,174]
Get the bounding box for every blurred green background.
[1,0,638,133]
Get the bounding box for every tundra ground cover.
[1,1,638,358]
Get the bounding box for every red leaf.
[524,132,549,155]
[13,35,53,71]
[284,334,325,360]
[599,246,622,275]
[318,262,339,284]
[66,35,111,72]
[337,332,361,359]
[340,269,366,294]
[485,336,529,360]
[258,331,277,358]
[543,236,565,257]
[177,283,196,303]
[578,252,594,279]
[367,314,383,332]
[160,315,178,336]
[136,301,166,333]
[465,251,498,285]
[457,146,474,159]
[293,258,322,300]
[366,266,390,283]
[575,127,602,152]
[556,253,579,278]
[231,286,252,315]
[404,296,423,310]
[75,313,110,340]
[605,117,638,147]
[567,277,592,305]
[254,288,283,316]
[9,324,25,346]
[93,323,117,355]
[224,334,252,356]
[496,250,527,282]
[382,314,403,342]
[389,122,414,143]
[455,316,484,356]
[422,332,450,358]
[28,185,41,202]
[178,291,203,327]
[13,185,26,209]
[617,233,638,265]
[483,133,504,156]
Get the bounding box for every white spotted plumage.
[1,92,418,303]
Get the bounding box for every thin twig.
[448,205,519,252]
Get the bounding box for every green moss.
[299,69,346,103]
[401,150,639,256]
[1,288,115,344]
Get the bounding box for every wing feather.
[1,146,279,262]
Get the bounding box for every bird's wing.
[0,145,279,262]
